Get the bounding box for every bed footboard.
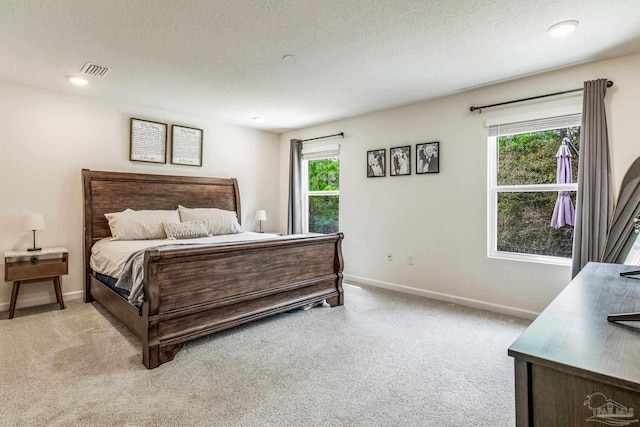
[142,233,344,369]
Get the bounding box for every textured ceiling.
[1,0,639,133]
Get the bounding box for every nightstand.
[4,247,68,319]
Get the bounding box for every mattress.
[90,231,281,279]
[91,232,285,306]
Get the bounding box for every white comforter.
[90,232,283,305]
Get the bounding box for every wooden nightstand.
[4,247,68,319]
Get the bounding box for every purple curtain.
[571,79,613,278]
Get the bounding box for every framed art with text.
[416,141,439,174]
[390,145,411,176]
[171,125,203,166]
[130,118,168,164]
[367,149,386,177]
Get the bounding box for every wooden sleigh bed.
[82,169,344,369]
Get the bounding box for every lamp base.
[608,312,640,322]
[621,269,640,278]
[28,230,41,252]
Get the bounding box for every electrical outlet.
[387,252,393,261]
[408,254,414,265]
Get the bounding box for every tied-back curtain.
[287,139,303,235]
[572,79,613,277]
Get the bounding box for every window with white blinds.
[301,142,340,234]
[487,113,581,265]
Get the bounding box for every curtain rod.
[301,132,344,142]
[469,80,613,113]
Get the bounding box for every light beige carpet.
[0,284,529,426]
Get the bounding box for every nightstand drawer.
[5,257,68,281]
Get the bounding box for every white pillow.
[178,205,243,235]
[163,220,209,240]
[104,209,180,240]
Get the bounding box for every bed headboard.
[81,169,241,299]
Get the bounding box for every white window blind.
[488,113,581,137]
[301,141,340,160]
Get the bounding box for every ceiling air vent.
[80,62,111,78]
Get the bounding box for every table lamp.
[255,210,267,233]
[24,214,45,251]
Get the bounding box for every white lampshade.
[23,214,46,231]
[255,210,267,221]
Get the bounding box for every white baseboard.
[0,290,84,312]
[343,274,539,320]
[2,278,539,320]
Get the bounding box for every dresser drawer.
[531,364,640,427]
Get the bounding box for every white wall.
[0,80,280,310]
[280,52,640,317]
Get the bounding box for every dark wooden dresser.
[509,262,640,426]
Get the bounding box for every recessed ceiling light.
[547,20,579,37]
[282,54,299,62]
[67,76,88,86]
[252,117,266,123]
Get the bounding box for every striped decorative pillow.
[163,220,209,240]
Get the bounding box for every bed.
[82,169,344,369]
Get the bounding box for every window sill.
[488,251,571,267]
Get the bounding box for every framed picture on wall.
[390,146,411,176]
[171,125,203,166]
[416,141,439,174]
[367,149,386,177]
[130,118,168,164]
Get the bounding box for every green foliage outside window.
[496,127,579,258]
[309,196,339,234]
[308,158,339,191]
[308,158,339,234]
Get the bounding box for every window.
[301,141,340,234]
[488,113,581,264]
[302,158,339,233]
